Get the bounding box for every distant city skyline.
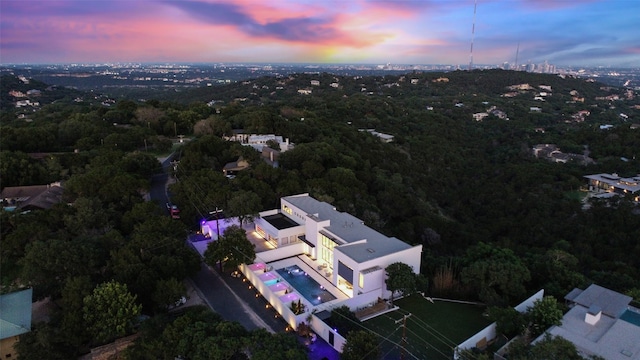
[1,0,639,67]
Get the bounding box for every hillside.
[2,68,639,310]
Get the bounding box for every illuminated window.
[283,205,292,215]
[320,234,338,268]
[359,273,364,288]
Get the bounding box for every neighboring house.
[584,173,640,201]
[532,144,559,158]
[225,133,292,152]
[535,284,640,360]
[532,145,593,165]
[0,288,33,359]
[261,147,280,167]
[550,152,570,163]
[1,182,64,211]
[490,109,509,120]
[359,129,394,143]
[222,157,250,177]
[507,83,534,91]
[473,112,489,122]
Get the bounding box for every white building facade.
[253,193,422,300]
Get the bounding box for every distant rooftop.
[569,284,632,318]
[0,288,33,340]
[543,284,640,360]
[585,173,640,193]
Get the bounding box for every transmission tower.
[469,0,477,70]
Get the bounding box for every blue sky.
[1,0,638,67]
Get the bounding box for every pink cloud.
[517,0,602,10]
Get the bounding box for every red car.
[166,203,180,219]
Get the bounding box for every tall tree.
[460,242,531,306]
[227,190,262,225]
[247,329,308,360]
[204,225,256,272]
[83,281,142,343]
[341,330,381,360]
[385,262,417,305]
[526,296,563,337]
[330,305,361,336]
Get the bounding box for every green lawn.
[362,294,492,359]
[564,190,588,202]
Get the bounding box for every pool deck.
[265,256,349,308]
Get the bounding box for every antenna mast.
[469,0,477,70]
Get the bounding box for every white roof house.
[225,133,292,152]
[537,284,640,360]
[584,173,640,201]
[244,194,422,353]
[253,194,422,299]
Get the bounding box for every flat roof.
[584,173,640,193]
[571,284,632,318]
[283,194,413,263]
[545,305,640,360]
[262,213,300,230]
[0,288,32,340]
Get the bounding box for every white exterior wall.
[254,209,305,247]
[331,244,422,299]
[276,226,305,246]
[255,243,305,263]
[281,197,308,224]
[304,217,329,248]
[310,316,347,353]
[239,262,308,330]
[455,289,545,359]
[359,268,384,295]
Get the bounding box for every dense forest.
[1,69,639,358]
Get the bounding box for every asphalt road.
[189,261,289,333]
[149,153,288,333]
[149,154,173,212]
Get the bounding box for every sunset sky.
[1,0,639,67]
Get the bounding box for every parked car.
[166,202,180,219]
[168,296,187,310]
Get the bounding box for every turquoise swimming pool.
[620,308,640,327]
[276,265,336,305]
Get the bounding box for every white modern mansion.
[253,193,422,299]
[584,173,640,202]
[235,193,422,351]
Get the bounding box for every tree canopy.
[385,262,418,304]
[83,281,142,343]
[204,224,256,271]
